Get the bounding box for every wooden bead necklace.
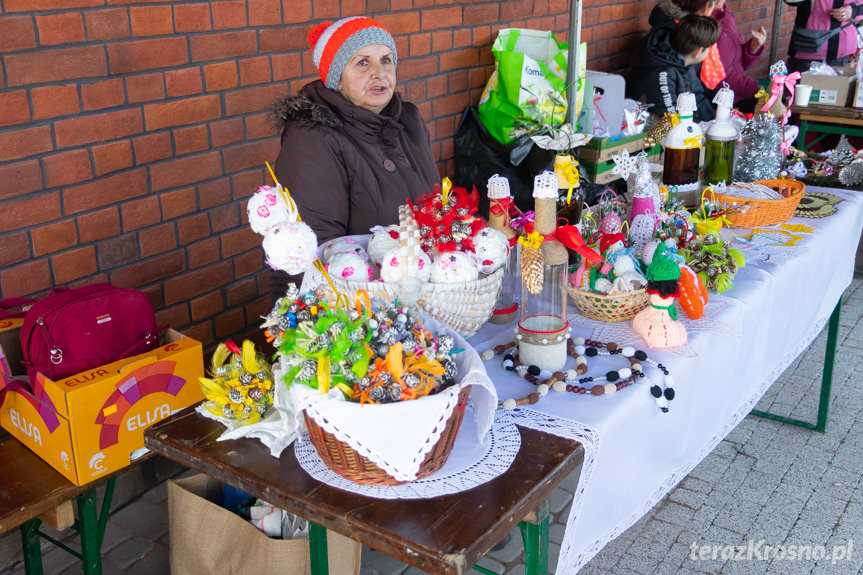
[482,337,675,412]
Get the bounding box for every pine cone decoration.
[643,115,674,148]
[520,244,544,295]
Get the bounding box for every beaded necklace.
[482,337,676,412]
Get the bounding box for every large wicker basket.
[567,286,650,322]
[322,206,504,339]
[713,179,805,228]
[303,385,471,485]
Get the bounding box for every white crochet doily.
[294,408,520,499]
[729,229,808,266]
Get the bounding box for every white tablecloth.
[469,187,863,574]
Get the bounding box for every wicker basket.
[567,286,650,322]
[303,386,471,485]
[713,179,805,228]
[323,206,504,339]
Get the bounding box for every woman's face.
[338,44,396,114]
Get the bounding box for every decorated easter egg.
[327,252,374,281]
[247,186,293,235]
[262,221,318,275]
[472,227,510,274]
[323,236,367,264]
[367,225,400,267]
[379,247,431,283]
[430,252,479,283]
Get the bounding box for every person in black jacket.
[627,15,722,122]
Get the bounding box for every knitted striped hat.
[308,17,398,91]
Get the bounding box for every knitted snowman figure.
[632,245,687,348]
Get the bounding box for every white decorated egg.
[472,227,510,274]
[327,252,373,281]
[247,186,293,235]
[430,251,479,283]
[262,221,318,275]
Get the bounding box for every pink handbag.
[17,284,160,385]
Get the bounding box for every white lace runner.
[295,408,521,499]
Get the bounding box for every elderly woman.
[270,17,439,299]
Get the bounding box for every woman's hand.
[830,4,853,21]
[748,26,767,51]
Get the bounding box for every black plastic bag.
[454,106,555,216]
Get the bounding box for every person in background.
[649,0,718,30]
[712,0,767,112]
[627,15,723,122]
[785,0,863,72]
[268,16,440,301]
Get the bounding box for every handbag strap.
[0,297,34,319]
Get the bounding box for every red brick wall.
[0,0,786,349]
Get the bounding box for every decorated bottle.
[703,86,738,186]
[487,174,519,324]
[517,171,571,372]
[662,92,703,205]
[554,154,584,265]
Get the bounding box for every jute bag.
[169,474,362,575]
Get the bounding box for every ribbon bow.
[762,71,801,126]
[510,210,535,230]
[652,302,678,321]
[489,196,513,218]
[664,112,680,127]
[555,156,581,203]
[441,177,453,205]
[682,135,704,148]
[518,231,544,250]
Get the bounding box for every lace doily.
[567,301,734,358]
[295,408,520,499]
[729,229,808,266]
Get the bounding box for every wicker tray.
[714,179,805,228]
[303,385,471,485]
[322,206,504,339]
[567,286,649,322]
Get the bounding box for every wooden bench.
[0,431,117,575]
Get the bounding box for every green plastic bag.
[478,29,582,145]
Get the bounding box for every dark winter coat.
[268,80,439,299]
[626,24,716,122]
[272,80,440,244]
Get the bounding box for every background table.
[791,104,863,150]
[145,409,583,575]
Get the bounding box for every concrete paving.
[2,277,861,575]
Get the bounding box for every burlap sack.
[168,474,361,574]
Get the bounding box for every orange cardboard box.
[0,327,203,485]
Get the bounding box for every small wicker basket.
[323,206,504,339]
[713,179,805,228]
[567,286,650,322]
[303,385,471,485]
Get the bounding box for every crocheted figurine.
[632,245,687,348]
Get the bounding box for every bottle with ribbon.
[703,84,738,187]
[661,92,703,206]
[487,174,520,324]
[517,171,572,372]
[554,153,584,264]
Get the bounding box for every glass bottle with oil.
[703,86,738,186]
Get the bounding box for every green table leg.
[20,519,43,575]
[519,502,550,575]
[309,522,329,575]
[751,299,841,432]
[799,118,808,150]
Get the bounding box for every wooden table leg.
[309,522,329,575]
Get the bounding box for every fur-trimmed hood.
[271,93,341,133]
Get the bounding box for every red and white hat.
[308,17,397,91]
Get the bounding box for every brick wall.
[0,0,786,349]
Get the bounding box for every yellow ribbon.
[441,176,452,206]
[556,155,580,203]
[314,260,350,312]
[682,135,704,148]
[317,355,330,394]
[518,231,543,250]
[754,88,768,100]
[665,112,680,127]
